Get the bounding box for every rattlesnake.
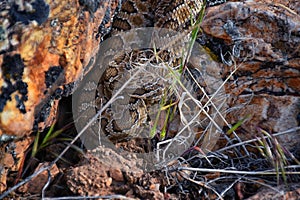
[74,0,224,148]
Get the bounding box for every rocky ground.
[1,0,300,199]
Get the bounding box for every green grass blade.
[31,131,40,158]
[227,115,250,135]
[41,124,55,145]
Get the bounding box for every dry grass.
[1,3,300,200]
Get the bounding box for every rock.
[133,185,164,199]
[0,136,34,193]
[200,0,300,150]
[110,168,124,182]
[246,183,300,200]
[0,0,121,193]
[106,177,113,187]
[0,0,121,138]
[65,145,167,198]
[66,153,112,196]
[18,162,59,194]
[226,95,300,150]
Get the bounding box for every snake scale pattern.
[76,0,218,144]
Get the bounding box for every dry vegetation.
[1,4,300,200]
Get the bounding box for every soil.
[4,108,300,199]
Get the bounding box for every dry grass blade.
[255,128,293,185]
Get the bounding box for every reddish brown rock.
[110,168,124,182]
[0,0,121,138]
[18,162,59,194]
[246,183,300,200]
[0,0,120,193]
[65,145,166,198]
[0,136,34,193]
[66,154,112,196]
[226,95,299,150]
[201,0,300,149]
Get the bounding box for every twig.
[43,194,137,200]
[177,165,300,175]
[216,126,300,153]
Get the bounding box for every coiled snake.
[74,0,223,148]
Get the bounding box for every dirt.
[3,125,298,200]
